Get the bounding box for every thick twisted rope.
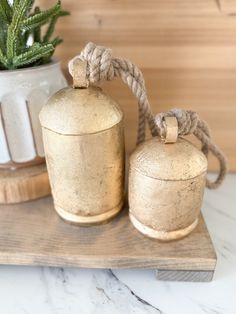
[155,109,227,189]
[69,42,227,189]
[68,42,157,144]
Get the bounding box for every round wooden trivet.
[0,164,50,204]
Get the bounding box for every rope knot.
[69,42,115,83]
[155,108,199,137]
[68,43,227,189]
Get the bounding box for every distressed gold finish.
[163,116,178,143]
[40,85,125,225]
[130,214,199,242]
[72,59,89,88]
[129,136,208,241]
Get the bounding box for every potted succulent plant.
[0,0,69,168]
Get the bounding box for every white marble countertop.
[0,174,235,314]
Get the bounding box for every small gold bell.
[128,117,208,241]
[39,61,125,225]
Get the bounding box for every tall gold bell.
[128,117,207,241]
[40,85,125,225]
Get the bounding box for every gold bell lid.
[39,86,123,135]
[130,137,208,181]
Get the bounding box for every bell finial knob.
[71,58,89,89]
[163,116,178,143]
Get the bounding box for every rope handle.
[155,109,227,189]
[68,42,157,145]
[68,42,227,189]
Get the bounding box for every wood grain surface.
[0,164,50,204]
[38,0,236,171]
[0,197,216,271]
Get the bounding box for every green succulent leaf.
[21,1,61,31]
[0,0,69,69]
[12,43,54,68]
[51,36,63,47]
[0,0,12,23]
[6,0,33,59]
[12,0,21,10]
[0,46,8,68]
[33,6,41,42]
[0,22,7,54]
[43,9,69,43]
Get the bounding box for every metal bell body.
[40,86,125,225]
[128,137,207,241]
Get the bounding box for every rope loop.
[77,42,115,82]
[155,109,199,138]
[69,43,227,189]
[69,42,156,145]
[155,109,227,189]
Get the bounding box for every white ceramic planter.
[0,61,67,168]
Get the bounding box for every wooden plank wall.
[40,0,236,171]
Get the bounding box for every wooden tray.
[0,197,216,282]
